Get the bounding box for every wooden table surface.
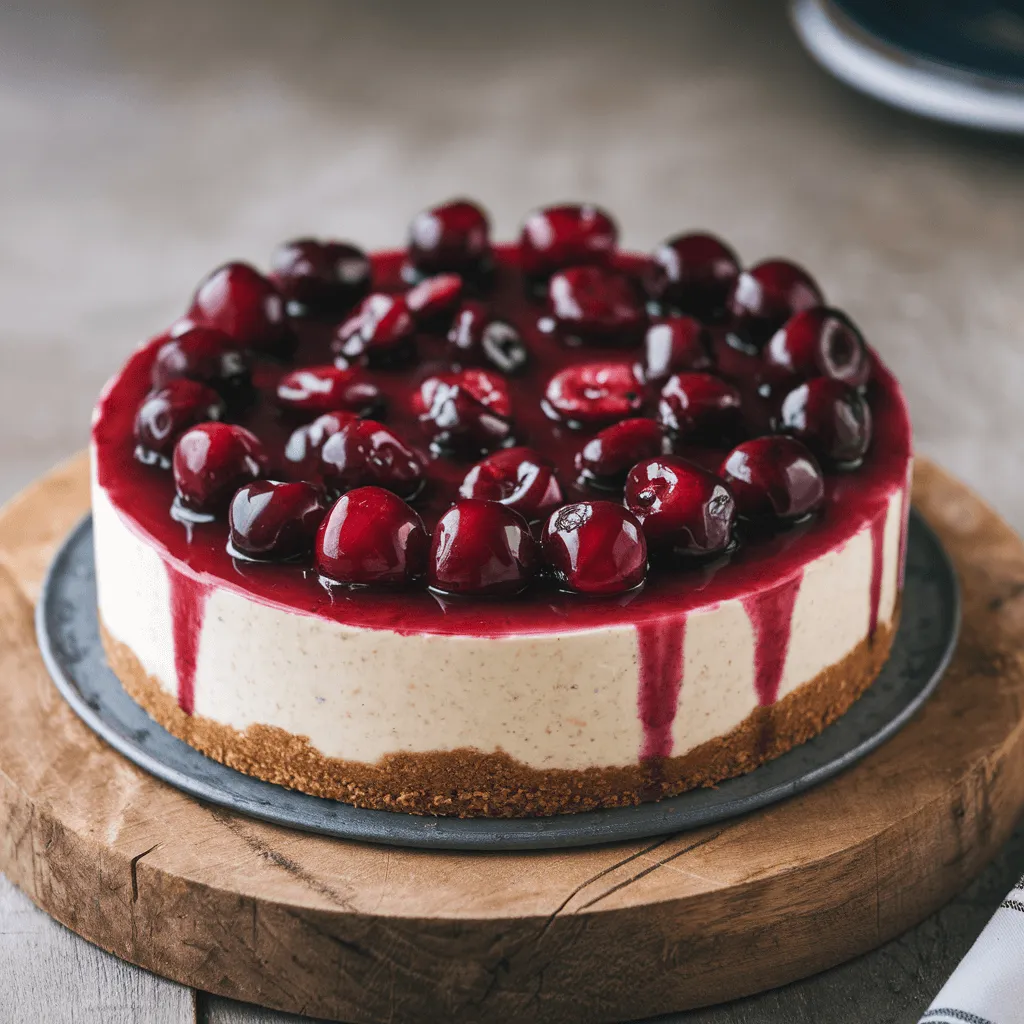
[3,0,1024,1020]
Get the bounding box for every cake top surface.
[92,200,911,637]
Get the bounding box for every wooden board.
[1,455,1023,1024]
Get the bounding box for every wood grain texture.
[0,457,1023,1024]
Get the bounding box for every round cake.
[91,200,912,817]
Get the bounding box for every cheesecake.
[91,200,911,817]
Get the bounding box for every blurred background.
[4,0,1024,535]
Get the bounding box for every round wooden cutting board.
[1,454,1023,1024]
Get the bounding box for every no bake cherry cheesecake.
[91,200,912,817]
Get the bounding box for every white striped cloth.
[919,875,1024,1024]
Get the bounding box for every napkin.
[919,875,1024,1024]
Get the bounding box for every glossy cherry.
[727,259,823,344]
[407,199,491,277]
[624,456,736,555]
[315,486,428,586]
[228,480,327,560]
[270,239,371,314]
[134,380,226,462]
[413,369,511,418]
[543,362,643,429]
[172,422,267,515]
[777,378,873,466]
[333,293,416,367]
[765,307,871,388]
[719,436,825,523]
[657,373,742,444]
[519,203,618,278]
[541,501,648,595]
[447,304,528,374]
[428,499,538,596]
[283,411,358,473]
[187,262,294,357]
[406,273,464,324]
[547,265,646,346]
[150,326,251,399]
[645,233,740,320]
[275,365,381,417]
[459,447,562,519]
[575,418,665,489]
[417,380,513,456]
[637,317,712,384]
[320,419,424,498]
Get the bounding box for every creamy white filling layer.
[93,465,906,771]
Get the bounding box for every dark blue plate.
[36,511,959,851]
[791,0,1024,132]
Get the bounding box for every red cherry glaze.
[719,437,825,523]
[151,326,250,395]
[645,233,740,321]
[727,259,823,344]
[543,362,643,429]
[269,239,371,314]
[172,423,267,515]
[519,204,618,278]
[407,199,491,277]
[316,486,428,586]
[625,456,736,555]
[428,499,538,596]
[547,265,646,346]
[778,378,873,467]
[657,372,742,445]
[188,262,293,357]
[275,365,381,417]
[320,419,424,498]
[333,293,416,367]
[459,447,562,518]
[228,480,327,561]
[765,307,871,389]
[406,273,464,323]
[576,418,666,489]
[541,501,648,595]
[638,316,712,384]
[413,369,511,418]
[283,411,358,473]
[134,380,226,461]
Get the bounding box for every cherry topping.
[547,266,646,346]
[283,411,358,473]
[765,307,871,389]
[657,373,742,444]
[638,317,712,384]
[151,326,251,401]
[543,362,643,429]
[275,365,382,417]
[576,418,665,490]
[333,293,416,367]
[519,203,618,278]
[777,378,873,467]
[228,481,327,561]
[320,419,424,498]
[407,199,491,277]
[134,380,226,462]
[316,486,428,586]
[187,262,293,357]
[624,456,736,555]
[645,233,740,321]
[172,423,267,516]
[459,447,562,519]
[413,369,511,418]
[541,501,647,595]
[269,239,371,315]
[428,499,538,596]
[417,381,514,456]
[406,273,464,324]
[727,259,823,344]
[719,437,825,523]
[447,304,529,374]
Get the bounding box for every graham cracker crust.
[101,618,897,818]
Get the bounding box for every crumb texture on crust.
[102,619,897,818]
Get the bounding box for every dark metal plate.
[36,511,959,851]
